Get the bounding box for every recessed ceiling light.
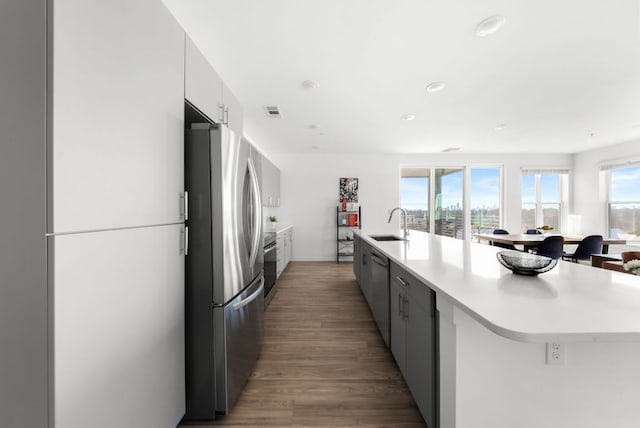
[401,114,416,121]
[426,81,446,93]
[475,15,506,37]
[442,147,461,153]
[494,123,507,131]
[301,80,320,89]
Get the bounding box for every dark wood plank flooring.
[180,261,426,427]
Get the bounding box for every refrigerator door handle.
[233,277,265,311]
[247,158,262,268]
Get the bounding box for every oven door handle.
[264,244,276,254]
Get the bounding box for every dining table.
[475,233,626,254]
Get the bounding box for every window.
[521,169,567,232]
[470,168,501,236]
[400,168,430,232]
[401,166,503,240]
[434,168,464,239]
[607,164,640,244]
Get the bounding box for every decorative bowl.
[496,250,558,276]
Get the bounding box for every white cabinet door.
[222,81,243,137]
[50,224,185,428]
[51,0,185,233]
[286,229,293,266]
[262,157,281,207]
[276,232,285,278]
[185,36,223,123]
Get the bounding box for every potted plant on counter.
[268,216,278,231]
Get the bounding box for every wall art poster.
[339,178,358,202]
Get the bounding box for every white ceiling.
[162,0,640,155]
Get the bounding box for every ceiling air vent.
[264,106,281,118]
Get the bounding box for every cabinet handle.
[181,226,189,256]
[403,298,409,320]
[182,191,189,221]
[218,104,225,123]
[224,107,229,125]
[395,276,409,287]
[398,293,403,316]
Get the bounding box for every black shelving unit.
[336,205,362,264]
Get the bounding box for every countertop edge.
[355,230,640,344]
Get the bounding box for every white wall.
[272,152,571,261]
[573,138,640,236]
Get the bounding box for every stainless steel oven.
[263,233,277,306]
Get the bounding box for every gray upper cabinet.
[262,156,281,207]
[51,0,186,233]
[185,36,223,124]
[222,82,244,137]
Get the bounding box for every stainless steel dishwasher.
[370,249,390,347]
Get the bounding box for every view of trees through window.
[608,165,640,244]
[521,171,563,232]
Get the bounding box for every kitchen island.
[355,229,640,428]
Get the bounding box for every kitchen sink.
[369,235,407,241]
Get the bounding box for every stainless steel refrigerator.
[184,119,264,420]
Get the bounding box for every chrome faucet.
[388,207,410,237]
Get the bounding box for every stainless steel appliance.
[263,232,277,305]
[371,249,390,347]
[184,112,264,420]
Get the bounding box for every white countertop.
[356,229,640,343]
[274,224,293,234]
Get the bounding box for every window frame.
[520,170,568,233]
[605,164,640,241]
[399,165,504,241]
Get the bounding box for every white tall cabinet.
[1,0,186,427]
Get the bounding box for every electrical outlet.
[546,342,565,365]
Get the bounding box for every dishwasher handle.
[371,252,387,268]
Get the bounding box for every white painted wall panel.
[51,0,185,233]
[50,225,185,428]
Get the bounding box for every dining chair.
[533,235,564,259]
[562,235,603,263]
[491,229,517,250]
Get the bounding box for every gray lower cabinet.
[353,235,361,282]
[370,249,390,347]
[359,239,372,306]
[390,261,437,428]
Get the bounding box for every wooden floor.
[180,262,427,427]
